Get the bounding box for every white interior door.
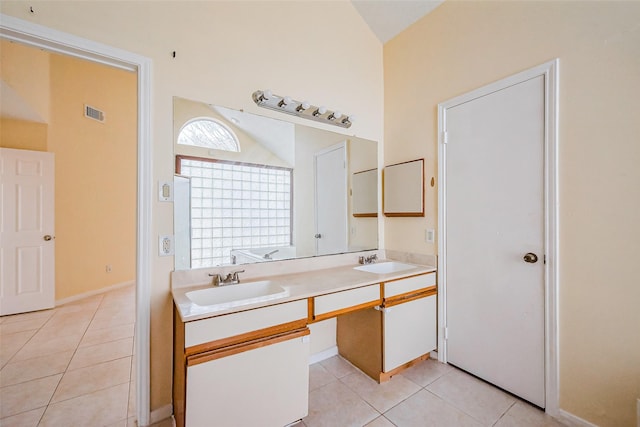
[443,76,546,407]
[314,143,348,255]
[0,148,55,315]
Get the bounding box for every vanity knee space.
[334,272,437,383]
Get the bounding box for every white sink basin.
[354,261,417,274]
[185,280,289,310]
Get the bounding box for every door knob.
[43,235,53,241]
[523,252,538,263]
[314,234,322,239]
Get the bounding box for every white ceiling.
[351,0,444,44]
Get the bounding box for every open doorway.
[1,40,138,308]
[1,15,152,425]
[1,39,138,422]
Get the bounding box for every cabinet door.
[186,334,309,427]
[383,294,436,372]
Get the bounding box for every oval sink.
[185,280,289,310]
[354,261,417,274]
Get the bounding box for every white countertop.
[172,261,436,322]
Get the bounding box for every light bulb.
[343,115,356,124]
[296,101,311,112]
[313,106,327,117]
[262,89,272,100]
[278,96,293,108]
[329,111,342,120]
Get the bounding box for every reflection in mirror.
[173,97,378,270]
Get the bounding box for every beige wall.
[384,2,640,426]
[0,118,48,151]
[48,54,137,300]
[0,0,384,413]
[0,39,50,123]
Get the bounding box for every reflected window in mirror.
[176,155,292,267]
[178,118,240,152]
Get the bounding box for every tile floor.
[0,285,137,426]
[1,285,564,427]
[303,356,565,427]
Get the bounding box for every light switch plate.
[158,180,173,202]
[425,229,435,243]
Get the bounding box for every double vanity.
[172,255,437,427]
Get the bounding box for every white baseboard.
[309,345,339,365]
[148,404,174,425]
[556,409,600,427]
[55,280,135,306]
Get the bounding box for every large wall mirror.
[173,97,379,270]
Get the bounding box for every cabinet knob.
[523,252,538,263]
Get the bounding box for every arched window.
[177,118,240,152]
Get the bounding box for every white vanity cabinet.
[174,300,310,427]
[337,272,437,382]
[383,293,436,372]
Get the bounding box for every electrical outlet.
[105,264,112,273]
[159,235,174,256]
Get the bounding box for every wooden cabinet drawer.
[184,299,307,348]
[313,284,380,319]
[384,273,435,298]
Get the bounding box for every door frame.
[0,15,153,426]
[437,60,559,415]
[313,141,348,255]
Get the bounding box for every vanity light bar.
[252,90,354,128]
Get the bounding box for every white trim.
[0,14,153,426]
[555,409,600,427]
[437,60,559,414]
[55,280,135,306]
[309,345,339,365]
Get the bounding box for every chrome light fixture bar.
[252,90,354,128]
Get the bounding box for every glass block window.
[176,156,292,268]
[177,118,240,152]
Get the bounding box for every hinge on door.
[442,131,449,144]
[544,254,546,264]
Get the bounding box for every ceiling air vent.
[84,104,105,123]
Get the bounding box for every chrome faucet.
[263,249,279,260]
[208,269,245,286]
[358,254,378,265]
